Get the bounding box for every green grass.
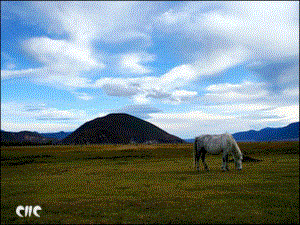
[1,142,299,224]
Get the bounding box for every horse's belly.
[206,146,222,154]
[210,151,222,155]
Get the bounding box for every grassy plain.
[1,142,299,224]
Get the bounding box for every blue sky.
[1,1,299,138]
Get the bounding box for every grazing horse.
[194,133,243,171]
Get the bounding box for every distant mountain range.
[1,116,299,146]
[232,122,299,142]
[60,113,184,145]
[0,130,56,145]
[41,131,72,140]
[184,122,299,143]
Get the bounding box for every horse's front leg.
[222,151,229,171]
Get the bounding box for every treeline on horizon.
[1,140,299,147]
[1,141,56,147]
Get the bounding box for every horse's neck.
[231,140,242,158]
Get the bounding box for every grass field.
[1,142,299,224]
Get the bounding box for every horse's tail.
[193,138,198,168]
[235,141,243,160]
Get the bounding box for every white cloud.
[29,1,163,48]
[115,104,162,119]
[193,45,250,76]
[23,37,100,69]
[157,8,191,27]
[282,87,299,98]
[278,65,299,88]
[92,44,250,104]
[93,64,200,104]
[6,63,16,70]
[16,36,104,89]
[147,103,299,138]
[202,81,269,104]
[151,110,234,121]
[156,1,299,89]
[2,37,103,87]
[74,92,94,101]
[1,102,104,132]
[148,110,236,137]
[119,52,155,74]
[168,90,198,104]
[36,74,92,89]
[133,94,151,105]
[1,68,42,80]
[2,2,163,88]
[95,77,142,97]
[259,105,299,123]
[91,44,250,104]
[222,1,299,60]
[1,102,88,121]
[207,103,274,115]
[160,1,298,61]
[3,1,298,99]
[159,64,197,90]
[33,2,143,43]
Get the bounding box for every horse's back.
[196,134,225,143]
[195,134,225,154]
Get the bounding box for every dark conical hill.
[60,113,185,145]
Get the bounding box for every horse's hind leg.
[201,148,209,171]
[222,151,229,171]
[195,150,201,171]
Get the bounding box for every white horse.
[194,133,243,171]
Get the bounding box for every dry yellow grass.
[1,142,299,224]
